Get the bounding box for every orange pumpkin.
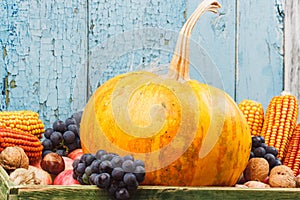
[80,0,251,186]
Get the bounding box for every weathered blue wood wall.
[0,0,285,126]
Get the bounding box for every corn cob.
[261,92,298,160]
[238,99,264,136]
[0,128,43,162]
[0,110,44,139]
[283,123,300,176]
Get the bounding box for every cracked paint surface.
[0,0,284,127]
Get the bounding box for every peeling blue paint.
[0,0,285,127]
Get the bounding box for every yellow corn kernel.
[283,123,300,176]
[238,99,264,136]
[261,92,298,160]
[0,110,45,139]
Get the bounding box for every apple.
[28,165,53,185]
[68,148,84,160]
[62,156,74,170]
[53,169,79,185]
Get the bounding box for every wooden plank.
[1,0,88,127]
[284,1,300,121]
[186,0,237,98]
[87,0,187,96]
[3,185,300,200]
[236,0,284,109]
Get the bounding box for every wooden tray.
[1,166,300,200]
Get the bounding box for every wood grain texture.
[0,0,288,125]
[88,0,186,96]
[0,0,88,126]
[236,0,284,109]
[186,0,236,98]
[284,1,300,120]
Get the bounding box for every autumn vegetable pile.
[0,0,300,199]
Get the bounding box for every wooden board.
[284,1,300,120]
[0,0,297,126]
[1,166,300,200]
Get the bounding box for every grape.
[89,173,98,185]
[44,128,54,139]
[274,158,282,166]
[94,173,111,188]
[264,153,276,168]
[134,160,145,168]
[72,159,80,169]
[76,163,87,175]
[134,165,145,183]
[72,172,78,180]
[122,160,135,172]
[73,151,145,200]
[65,117,77,127]
[42,150,52,157]
[115,188,130,200]
[82,173,90,184]
[112,167,125,180]
[56,149,67,156]
[258,136,265,143]
[123,155,134,161]
[71,111,83,127]
[249,151,255,159]
[66,142,79,152]
[100,160,113,173]
[63,130,76,144]
[253,146,266,157]
[77,176,85,185]
[86,154,96,166]
[252,136,262,148]
[50,131,63,146]
[67,124,79,136]
[266,146,278,157]
[101,153,116,161]
[123,173,138,186]
[111,156,124,168]
[91,160,101,173]
[95,150,107,160]
[53,119,67,132]
[85,166,93,176]
[42,139,53,150]
[107,182,119,195]
[76,137,81,148]
[260,143,267,149]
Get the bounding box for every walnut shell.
[243,158,269,182]
[9,168,41,185]
[0,146,29,170]
[269,165,296,188]
[295,174,300,188]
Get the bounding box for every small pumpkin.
[80,0,251,186]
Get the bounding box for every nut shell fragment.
[9,168,41,185]
[295,174,300,188]
[243,158,269,182]
[269,165,296,188]
[0,146,29,170]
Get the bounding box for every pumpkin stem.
[168,0,221,81]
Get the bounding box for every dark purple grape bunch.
[41,111,83,157]
[72,150,146,200]
[250,136,282,170]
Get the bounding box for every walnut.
[9,168,41,185]
[243,158,269,182]
[269,165,296,188]
[296,174,300,188]
[0,146,29,171]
